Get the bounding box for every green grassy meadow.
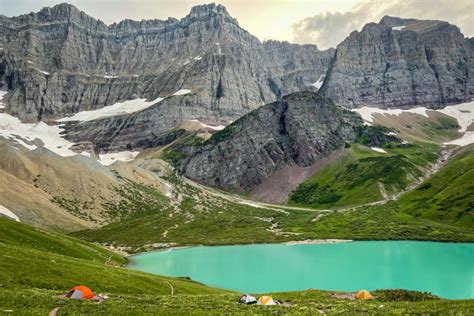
[1,216,473,314]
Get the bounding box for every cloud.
[293,0,474,50]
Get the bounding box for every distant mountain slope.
[0,3,332,123]
[321,16,473,108]
[0,138,172,230]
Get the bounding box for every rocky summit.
[321,16,474,109]
[0,3,332,123]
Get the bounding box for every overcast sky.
[1,0,472,49]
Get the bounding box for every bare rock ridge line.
[321,16,474,109]
[0,3,332,123]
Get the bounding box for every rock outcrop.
[0,3,332,122]
[176,91,363,190]
[321,16,473,109]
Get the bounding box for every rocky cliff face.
[0,3,332,122]
[176,91,363,190]
[321,16,473,109]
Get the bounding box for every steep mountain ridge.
[0,3,332,122]
[321,15,473,108]
[172,92,364,190]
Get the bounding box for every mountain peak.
[189,3,229,16]
[35,2,106,26]
[186,3,238,25]
[40,2,81,17]
[379,15,418,27]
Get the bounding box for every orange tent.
[356,290,373,300]
[65,286,94,300]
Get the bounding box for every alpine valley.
[0,3,473,314]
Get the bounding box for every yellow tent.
[356,290,373,300]
[257,295,277,305]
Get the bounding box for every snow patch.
[0,113,84,155]
[310,74,325,89]
[444,132,474,147]
[392,26,406,31]
[371,147,387,153]
[0,90,7,109]
[353,106,429,123]
[173,89,191,96]
[353,101,474,147]
[183,60,190,65]
[187,119,225,131]
[98,151,140,166]
[385,131,398,136]
[353,101,473,133]
[0,114,142,165]
[215,42,222,55]
[193,56,202,60]
[0,205,19,222]
[57,97,164,122]
[27,60,34,64]
[104,75,119,79]
[37,69,50,75]
[437,101,474,132]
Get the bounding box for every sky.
[1,0,472,49]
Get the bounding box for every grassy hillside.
[397,145,474,227]
[4,216,473,314]
[289,142,438,208]
[281,203,474,242]
[0,216,125,266]
[0,217,226,295]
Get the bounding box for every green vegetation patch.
[398,145,474,227]
[103,179,171,220]
[355,125,400,146]
[207,126,235,144]
[373,289,439,302]
[278,203,474,242]
[161,133,206,165]
[290,143,439,209]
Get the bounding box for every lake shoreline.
[126,239,354,258]
[124,238,474,258]
[284,239,353,245]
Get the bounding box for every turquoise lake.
[129,241,474,299]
